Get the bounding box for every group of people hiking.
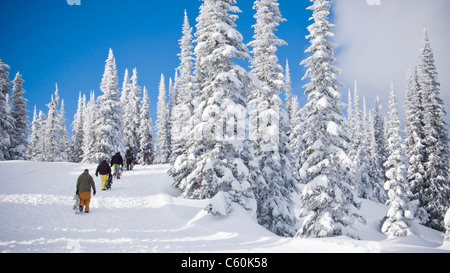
[75,144,154,213]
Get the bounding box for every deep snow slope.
[0,161,448,253]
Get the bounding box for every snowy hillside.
[0,161,448,253]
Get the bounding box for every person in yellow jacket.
[96,160,112,191]
[76,169,96,213]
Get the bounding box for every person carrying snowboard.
[110,152,124,179]
[76,169,96,213]
[125,148,134,171]
[96,159,112,191]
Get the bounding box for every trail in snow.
[0,161,449,253]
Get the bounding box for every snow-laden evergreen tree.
[289,95,304,181]
[248,0,297,237]
[9,72,30,160]
[362,97,383,201]
[418,30,450,231]
[445,207,450,242]
[123,68,141,152]
[120,69,131,108]
[92,49,124,163]
[296,0,363,239]
[170,10,198,181]
[367,109,387,203]
[404,68,427,221]
[177,0,258,217]
[155,74,171,164]
[82,91,97,163]
[29,109,47,162]
[350,81,373,200]
[347,89,355,141]
[372,96,388,203]
[0,59,13,161]
[168,76,177,122]
[44,84,61,162]
[367,108,387,204]
[167,76,175,157]
[284,59,293,120]
[28,107,40,161]
[138,86,154,163]
[57,99,70,162]
[382,83,414,238]
[69,93,85,163]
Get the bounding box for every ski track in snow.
[0,161,449,253]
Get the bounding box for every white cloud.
[333,0,450,126]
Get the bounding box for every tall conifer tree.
[418,30,449,231]
[155,74,171,164]
[248,0,297,237]
[382,83,414,238]
[178,0,258,217]
[92,49,124,162]
[297,0,363,239]
[10,72,30,160]
[0,59,13,161]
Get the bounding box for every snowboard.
[106,174,113,190]
[116,167,123,179]
[73,194,80,214]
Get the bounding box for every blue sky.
[1,0,448,136]
[1,0,310,133]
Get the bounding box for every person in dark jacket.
[110,152,124,178]
[96,160,112,191]
[76,169,96,213]
[125,148,134,171]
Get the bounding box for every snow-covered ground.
[0,161,448,253]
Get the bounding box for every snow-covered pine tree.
[367,109,387,203]
[123,68,141,152]
[382,83,414,238]
[92,49,124,163]
[28,107,39,161]
[120,69,132,149]
[289,95,304,182]
[362,96,383,202]
[445,207,450,242]
[138,86,154,163]
[248,0,297,237]
[155,74,171,164]
[347,89,355,141]
[404,68,427,221]
[0,58,13,161]
[296,0,363,239]
[167,76,175,158]
[372,96,388,203]
[418,30,450,231]
[9,72,30,160]
[177,0,258,217]
[284,59,293,121]
[168,76,177,124]
[57,99,70,162]
[169,10,198,183]
[44,84,61,162]
[351,81,373,200]
[82,91,97,163]
[69,93,85,163]
[29,109,47,162]
[120,69,131,108]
